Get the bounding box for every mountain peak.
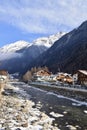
[33,32,65,48]
[0,40,30,53]
[78,20,87,30]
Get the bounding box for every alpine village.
[0,12,87,130]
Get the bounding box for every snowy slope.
[0,40,31,53]
[34,32,65,47]
[0,32,65,53]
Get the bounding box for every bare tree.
[23,71,32,82]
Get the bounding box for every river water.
[13,82,87,130]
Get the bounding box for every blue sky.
[0,0,87,47]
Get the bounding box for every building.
[56,73,73,84]
[72,74,78,85]
[77,70,87,86]
[0,70,8,82]
[36,70,51,76]
[33,70,51,81]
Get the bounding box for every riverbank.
[29,82,87,102]
[8,81,87,130]
[0,82,58,130]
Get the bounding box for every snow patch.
[84,110,87,114]
[50,112,64,118]
[33,32,66,48]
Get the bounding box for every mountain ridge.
[0,32,65,74]
[32,21,87,74]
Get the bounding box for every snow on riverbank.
[0,82,59,130]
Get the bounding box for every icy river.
[12,81,87,130]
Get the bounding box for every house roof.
[0,70,8,76]
[78,70,87,75]
[36,70,51,76]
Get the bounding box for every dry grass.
[0,82,5,103]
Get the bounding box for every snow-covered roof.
[78,70,87,75]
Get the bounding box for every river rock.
[50,111,64,118]
[66,125,77,130]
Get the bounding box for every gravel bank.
[0,83,59,130]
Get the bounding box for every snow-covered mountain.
[0,41,47,74]
[0,32,65,53]
[0,32,65,74]
[0,41,30,53]
[33,32,65,47]
[33,21,87,73]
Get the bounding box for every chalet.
[0,70,8,82]
[76,70,87,86]
[36,70,51,76]
[56,73,73,84]
[33,70,51,81]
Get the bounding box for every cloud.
[0,52,23,60]
[0,0,87,34]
